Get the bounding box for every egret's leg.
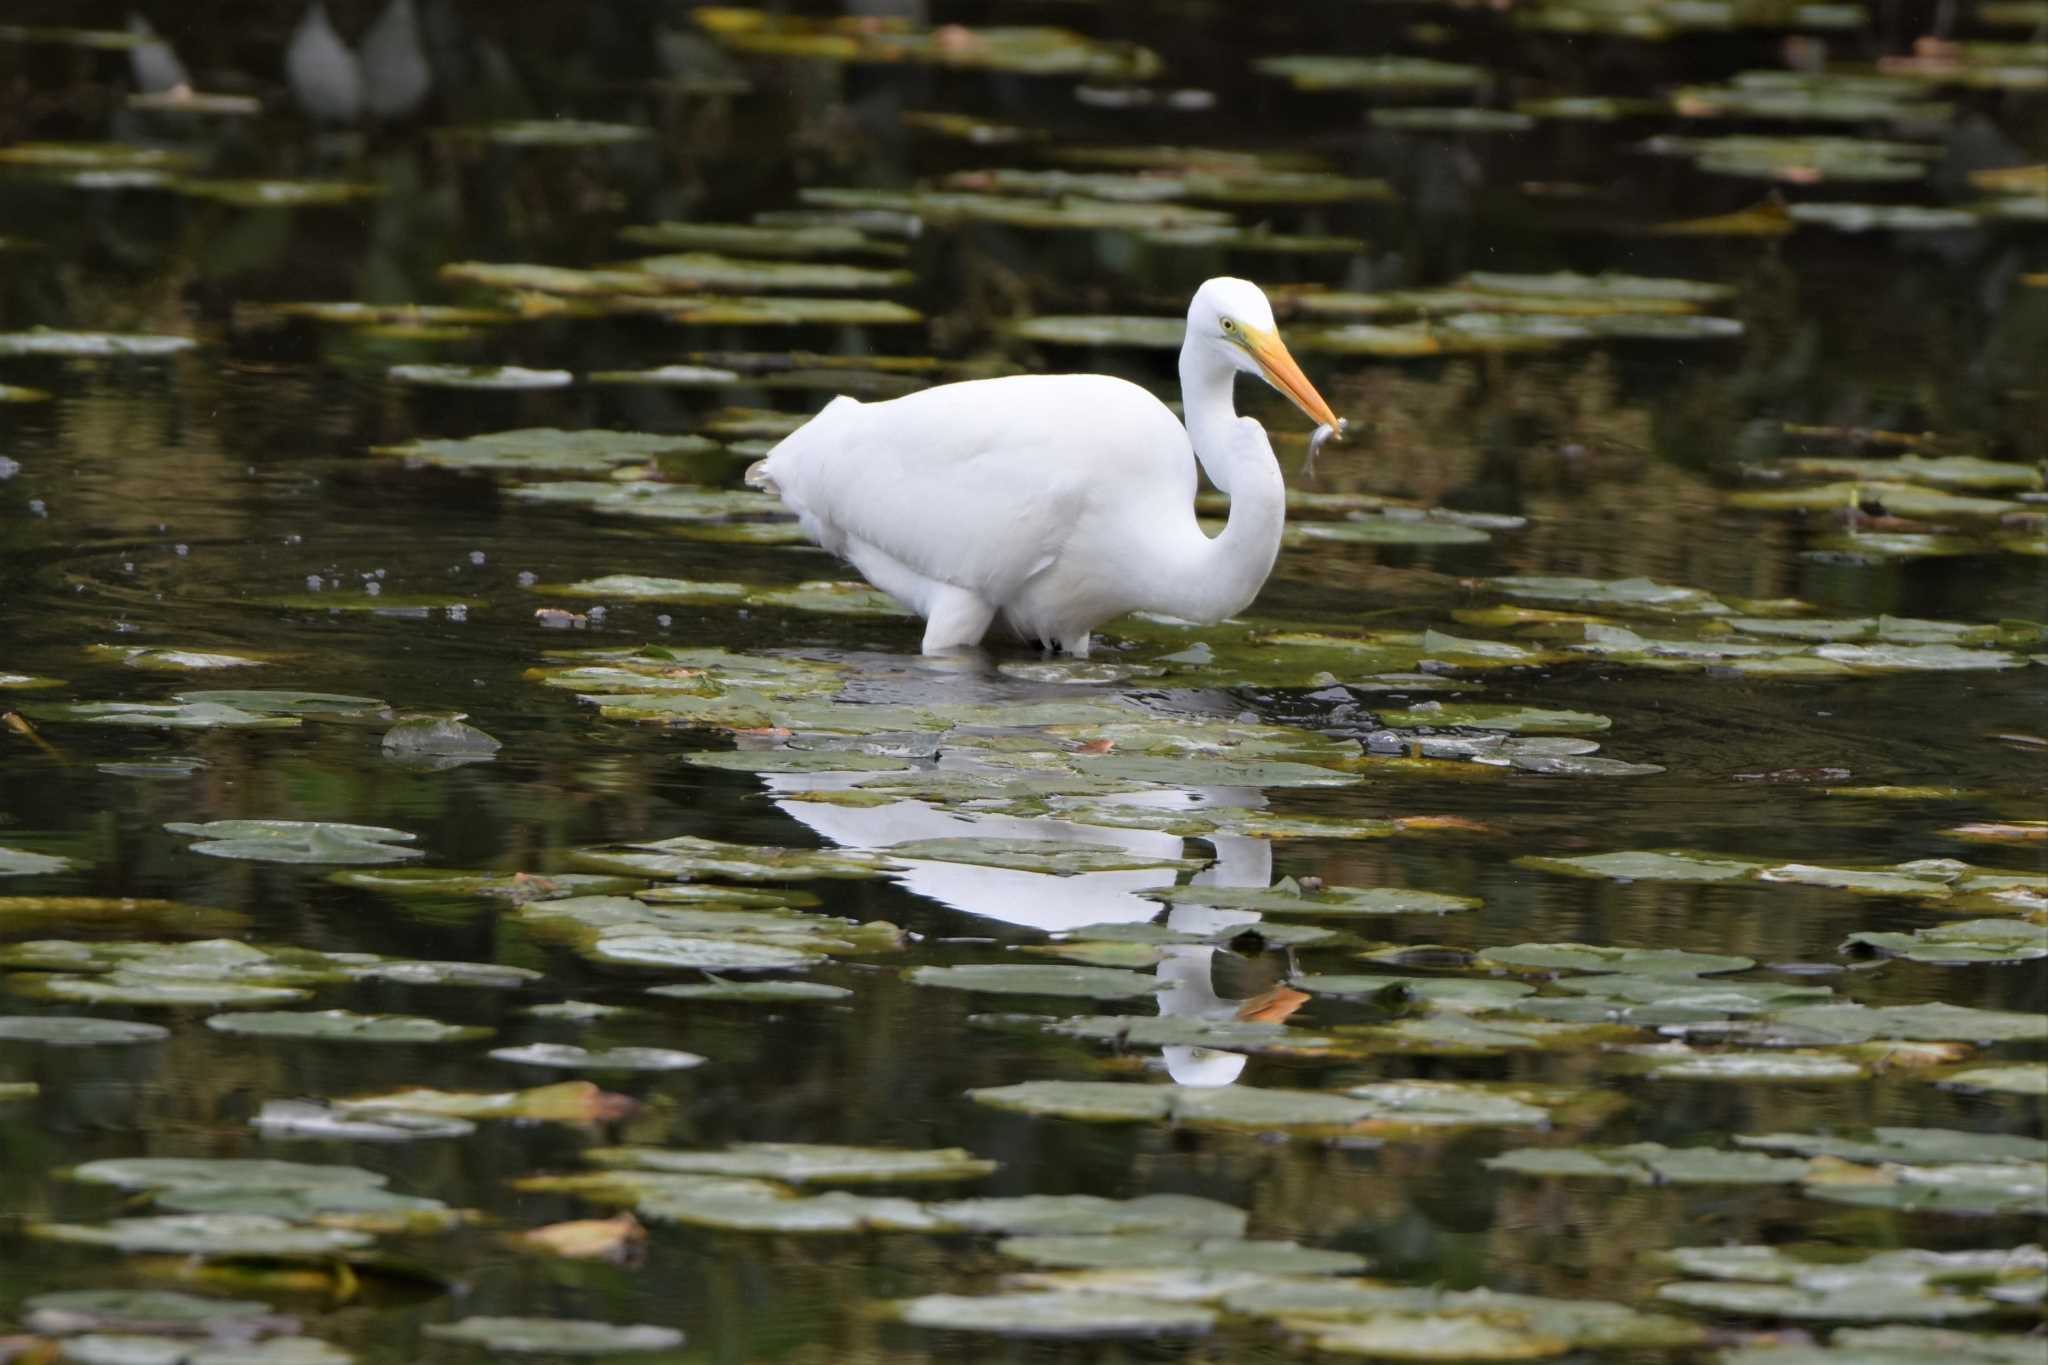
[1059,631,1092,659]
[921,586,997,654]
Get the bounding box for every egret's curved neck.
[1152,339,1286,625]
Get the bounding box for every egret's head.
[1189,276,1340,431]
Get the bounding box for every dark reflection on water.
[1,1,2044,1361]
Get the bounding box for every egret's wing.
[767,383,1100,602]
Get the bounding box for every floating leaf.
[445,120,653,147]
[0,329,195,357]
[1944,1064,2048,1096]
[891,1291,1214,1337]
[423,1317,682,1354]
[376,428,718,475]
[1146,881,1480,917]
[0,1015,167,1045]
[251,1100,474,1142]
[30,1214,373,1258]
[647,979,850,1002]
[632,252,913,292]
[206,1011,492,1044]
[165,821,423,865]
[1480,943,1753,975]
[335,1081,635,1124]
[591,1143,994,1185]
[387,364,573,390]
[1376,703,1611,734]
[909,964,1162,998]
[490,1044,705,1071]
[0,846,71,876]
[1485,1142,1811,1185]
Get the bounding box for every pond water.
[1,2,2044,1362]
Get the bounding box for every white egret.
[748,276,1340,657]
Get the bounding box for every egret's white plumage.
[750,277,1339,657]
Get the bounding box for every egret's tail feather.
[744,458,777,494]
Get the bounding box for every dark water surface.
[1,2,2044,1362]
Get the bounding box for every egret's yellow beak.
[1242,325,1341,433]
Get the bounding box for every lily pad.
[572,834,893,881]
[165,821,423,865]
[1944,1064,2048,1096]
[1479,943,1753,975]
[250,1099,475,1142]
[1722,1328,2048,1364]
[590,1143,994,1184]
[909,964,1162,998]
[0,846,72,876]
[0,330,195,358]
[647,979,851,1002]
[1376,703,1611,734]
[30,1214,373,1257]
[205,1011,492,1043]
[490,1044,705,1071]
[422,1317,682,1354]
[1485,1142,1812,1185]
[445,120,653,147]
[1147,881,1480,917]
[387,364,573,390]
[632,252,912,292]
[376,428,719,475]
[891,1291,1214,1337]
[0,1015,168,1045]
[887,837,1205,874]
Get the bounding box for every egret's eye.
[1220,317,1237,334]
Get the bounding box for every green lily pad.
[70,1157,388,1192]
[618,221,904,258]
[1226,1282,1706,1351]
[86,645,265,671]
[1485,1142,1812,1184]
[0,1015,168,1045]
[1735,1126,2048,1166]
[445,120,653,146]
[1846,918,2048,964]
[632,252,912,292]
[908,964,1162,998]
[0,845,72,876]
[20,1288,279,1334]
[156,1183,462,1233]
[886,837,1205,874]
[1257,54,1485,92]
[588,933,820,972]
[970,1079,1559,1134]
[1656,1278,1993,1322]
[998,1234,1366,1274]
[1479,943,1754,975]
[55,701,301,730]
[171,690,386,718]
[1514,849,1764,882]
[1488,576,1728,612]
[1007,315,1187,348]
[57,1334,348,1363]
[1625,1044,1867,1081]
[376,428,719,475]
[31,1214,373,1257]
[571,834,892,881]
[591,1143,994,1184]
[1376,703,1611,734]
[1944,1064,2048,1096]
[891,1291,1214,1337]
[647,979,851,1002]
[1372,107,1537,132]
[1722,1327,2048,1365]
[165,821,423,865]
[0,329,196,357]
[1046,1014,1335,1054]
[1146,881,1480,917]
[423,1317,682,1353]
[1756,1002,2048,1043]
[206,1010,491,1043]
[250,1100,475,1142]
[490,1043,705,1071]
[332,868,641,902]
[1649,133,1942,183]
[388,364,573,390]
